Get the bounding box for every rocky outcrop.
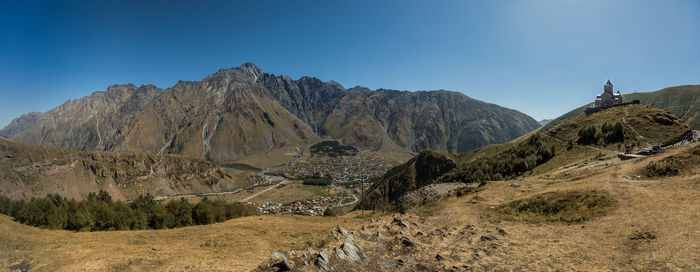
[0,136,247,201]
[254,211,519,271]
[2,63,540,162]
[357,149,457,209]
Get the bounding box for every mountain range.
[0,63,540,163]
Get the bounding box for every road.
[153,188,246,201]
[153,178,285,201]
[330,185,359,208]
[239,179,289,202]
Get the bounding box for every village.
[277,152,394,184]
[248,152,394,216]
[254,189,356,216]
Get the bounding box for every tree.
[577,126,598,145]
[69,205,95,231]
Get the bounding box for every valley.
[2,139,698,271]
[1,100,698,271]
[2,2,698,271]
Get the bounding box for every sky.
[1,0,698,127]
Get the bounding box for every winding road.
[331,185,359,208]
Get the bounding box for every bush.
[496,191,614,223]
[578,122,624,146]
[0,190,258,231]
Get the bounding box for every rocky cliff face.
[1,63,540,162]
[0,136,248,200]
[357,149,457,209]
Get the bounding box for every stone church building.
[595,80,623,107]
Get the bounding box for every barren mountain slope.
[0,137,249,201]
[1,63,540,162]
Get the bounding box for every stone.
[497,228,507,235]
[401,237,417,247]
[337,235,363,263]
[270,251,291,271]
[393,218,409,228]
[436,254,445,261]
[337,225,348,235]
[480,235,496,241]
[316,249,332,272]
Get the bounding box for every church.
[595,80,623,108]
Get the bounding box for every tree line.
[0,190,258,231]
[436,134,556,183]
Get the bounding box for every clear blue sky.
[1,0,698,127]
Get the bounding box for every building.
[595,80,623,108]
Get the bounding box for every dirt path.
[623,106,650,148]
[240,180,289,202]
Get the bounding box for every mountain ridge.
[1,63,541,163]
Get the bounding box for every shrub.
[496,190,614,223]
[0,194,11,215]
[577,125,598,145]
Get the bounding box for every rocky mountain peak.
[237,62,264,82]
[2,62,541,161]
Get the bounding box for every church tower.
[604,80,613,94]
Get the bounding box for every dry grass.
[0,211,368,271]
[2,143,699,271]
[418,142,700,271]
[495,190,615,223]
[638,145,700,178]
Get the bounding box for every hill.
[357,150,456,209]
[624,85,700,129]
[0,63,540,165]
[359,104,692,208]
[1,113,698,271]
[544,84,700,131]
[0,137,250,200]
[257,142,700,271]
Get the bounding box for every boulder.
[393,218,408,228]
[269,251,291,271]
[337,225,348,235]
[315,249,332,272]
[336,235,364,263]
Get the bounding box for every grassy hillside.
[624,85,700,130]
[544,85,700,131]
[0,137,250,201]
[0,211,368,271]
[360,104,692,208]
